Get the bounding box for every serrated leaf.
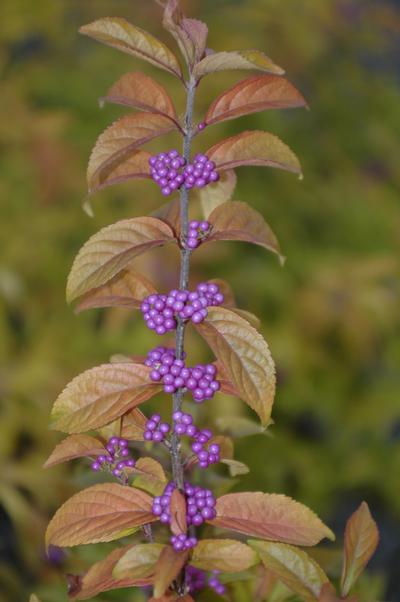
[153,546,189,598]
[170,489,187,535]
[121,408,148,441]
[112,543,165,580]
[221,458,250,476]
[205,75,307,126]
[194,306,276,425]
[209,492,335,546]
[193,50,284,80]
[43,434,106,468]
[50,363,161,433]
[340,502,379,597]
[207,201,282,260]
[198,170,237,218]
[80,18,182,79]
[66,217,174,303]
[250,540,329,602]
[69,545,153,600]
[75,269,157,313]
[87,113,176,193]
[101,71,178,123]
[191,539,257,572]
[46,483,155,547]
[208,130,302,176]
[133,457,168,496]
[163,0,208,66]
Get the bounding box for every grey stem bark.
[170,77,197,493]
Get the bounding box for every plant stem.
[170,77,197,493]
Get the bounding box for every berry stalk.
[170,76,197,492]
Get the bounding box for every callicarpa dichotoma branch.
[41,2,379,601]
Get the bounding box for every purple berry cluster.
[91,437,135,477]
[186,566,226,596]
[141,283,224,334]
[146,346,220,403]
[172,413,220,468]
[182,154,219,190]
[170,533,198,552]
[149,150,219,197]
[152,481,217,528]
[149,150,186,196]
[152,481,176,525]
[185,220,212,250]
[143,413,170,442]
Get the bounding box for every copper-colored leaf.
[207,130,302,176]
[152,197,181,235]
[207,201,282,259]
[250,540,329,602]
[210,493,335,546]
[170,490,187,535]
[46,483,156,547]
[193,50,284,80]
[69,545,153,600]
[163,0,208,66]
[153,546,189,599]
[66,217,174,303]
[205,75,307,126]
[101,71,178,122]
[340,502,379,597]
[50,363,161,433]
[191,539,257,572]
[121,407,148,440]
[80,18,182,79]
[43,434,106,468]
[194,306,276,425]
[75,269,157,313]
[87,113,176,193]
[133,457,168,496]
[198,169,237,218]
[112,543,165,580]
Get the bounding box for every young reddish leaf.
[169,489,187,535]
[221,458,250,476]
[193,50,284,80]
[66,217,174,303]
[207,130,302,176]
[133,457,168,496]
[87,113,176,193]
[50,363,161,433]
[153,546,189,598]
[205,75,307,126]
[207,201,282,260]
[249,540,329,602]
[121,408,148,441]
[68,545,153,600]
[46,483,156,547]
[209,492,335,546]
[75,269,157,313]
[197,169,237,218]
[112,543,165,580]
[100,71,178,123]
[340,502,379,597]
[163,0,208,66]
[152,196,181,235]
[89,149,152,194]
[194,306,276,425]
[191,539,257,572]
[43,434,106,468]
[79,18,182,79]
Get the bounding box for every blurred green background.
[1,0,399,601]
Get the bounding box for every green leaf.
[50,363,161,433]
[193,50,284,80]
[249,540,329,602]
[194,306,276,425]
[66,217,175,303]
[340,502,379,597]
[113,543,165,579]
[191,539,258,572]
[80,18,182,79]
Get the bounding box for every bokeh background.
[1,0,399,601]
